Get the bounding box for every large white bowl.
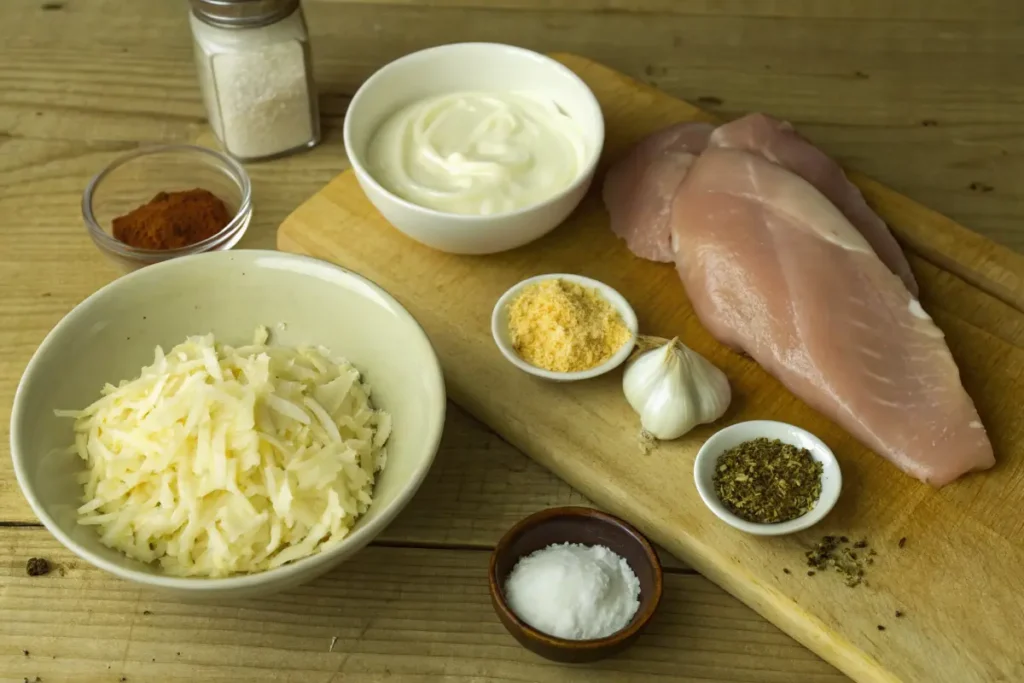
[10,250,446,598]
[343,42,605,255]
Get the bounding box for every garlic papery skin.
[622,338,731,440]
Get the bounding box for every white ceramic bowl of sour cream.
[344,42,605,255]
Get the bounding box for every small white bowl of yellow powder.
[491,274,638,381]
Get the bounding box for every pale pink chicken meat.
[670,147,993,486]
[602,122,714,262]
[709,113,919,296]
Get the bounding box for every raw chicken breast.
[602,122,714,262]
[671,147,993,486]
[710,113,919,296]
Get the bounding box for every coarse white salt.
[504,542,640,640]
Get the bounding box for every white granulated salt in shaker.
[189,0,320,161]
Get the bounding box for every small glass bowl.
[82,144,252,270]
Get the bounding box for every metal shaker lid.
[190,0,300,29]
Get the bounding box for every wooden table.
[1,2,1020,681]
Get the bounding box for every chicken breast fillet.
[670,147,993,486]
[602,122,714,262]
[710,113,919,296]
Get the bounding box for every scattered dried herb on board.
[112,188,232,250]
[507,278,632,373]
[805,535,876,587]
[25,557,50,576]
[712,438,823,524]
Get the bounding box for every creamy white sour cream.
[366,91,589,216]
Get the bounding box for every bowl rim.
[490,273,638,381]
[9,249,447,591]
[488,505,664,649]
[692,420,843,536]
[82,143,253,258]
[342,41,606,224]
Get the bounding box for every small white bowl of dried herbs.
[693,420,842,536]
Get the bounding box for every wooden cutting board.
[278,54,1024,683]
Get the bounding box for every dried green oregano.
[712,437,823,524]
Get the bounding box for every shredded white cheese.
[56,327,391,578]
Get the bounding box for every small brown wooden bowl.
[488,506,663,663]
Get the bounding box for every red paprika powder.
[112,188,232,250]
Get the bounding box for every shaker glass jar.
[189,0,320,161]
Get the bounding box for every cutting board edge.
[547,51,1024,314]
[273,54,1024,683]
[276,225,901,683]
[447,381,903,683]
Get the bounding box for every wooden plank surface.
[1,1,1022,682]
[3,0,1022,252]
[0,530,845,683]
[277,54,1024,683]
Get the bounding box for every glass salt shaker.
[188,0,320,161]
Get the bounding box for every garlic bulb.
[622,337,731,440]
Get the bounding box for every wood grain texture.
[2,2,1022,681]
[277,55,1024,683]
[0,528,844,683]
[323,0,1024,19]
[583,60,1024,312]
[1,1,1023,253]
